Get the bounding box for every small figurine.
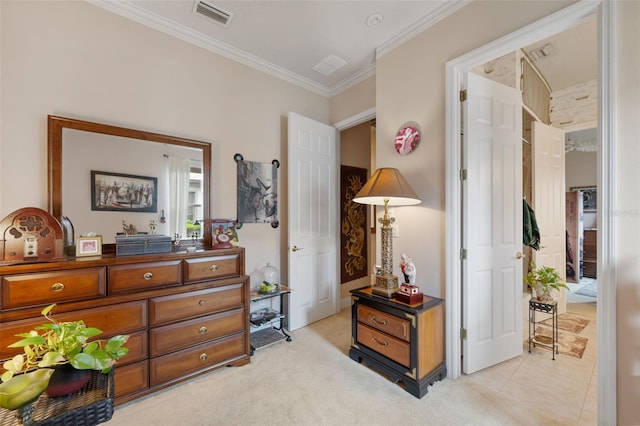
[122,221,137,236]
[173,233,182,249]
[149,220,156,236]
[399,253,416,285]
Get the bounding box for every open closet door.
[462,73,523,374]
[532,121,567,311]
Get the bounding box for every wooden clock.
[0,207,65,262]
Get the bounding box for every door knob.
[291,245,303,252]
[516,252,525,260]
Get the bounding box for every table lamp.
[353,168,421,297]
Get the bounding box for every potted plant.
[524,262,569,302]
[1,303,129,398]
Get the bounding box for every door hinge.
[460,248,467,260]
[460,169,467,181]
[460,89,467,102]
[461,328,467,340]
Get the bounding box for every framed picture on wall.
[570,186,597,211]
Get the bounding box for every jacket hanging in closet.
[523,199,540,250]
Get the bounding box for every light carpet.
[533,326,588,358]
[106,310,567,426]
[540,313,590,334]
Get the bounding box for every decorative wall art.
[91,171,157,213]
[570,186,597,211]
[340,165,369,284]
[235,154,279,228]
[394,123,421,155]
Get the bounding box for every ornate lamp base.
[372,273,399,298]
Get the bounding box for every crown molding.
[86,0,332,97]
[376,0,470,59]
[87,0,469,98]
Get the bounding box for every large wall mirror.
[48,115,212,248]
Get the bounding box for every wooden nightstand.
[349,287,446,398]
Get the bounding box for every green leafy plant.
[1,304,129,383]
[524,262,569,296]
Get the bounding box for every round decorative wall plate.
[394,125,420,155]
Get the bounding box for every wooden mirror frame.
[47,115,212,249]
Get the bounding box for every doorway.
[444,0,615,423]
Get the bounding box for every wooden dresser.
[349,287,446,398]
[0,247,250,404]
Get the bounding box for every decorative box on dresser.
[349,287,446,398]
[0,247,250,405]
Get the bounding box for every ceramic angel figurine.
[400,253,416,284]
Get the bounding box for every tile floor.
[468,301,597,425]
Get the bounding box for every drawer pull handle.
[51,282,65,292]
[199,300,205,306]
[199,353,208,361]
[371,316,387,326]
[199,326,207,334]
[143,272,153,280]
[371,336,389,347]
[209,264,218,272]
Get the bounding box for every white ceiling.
[89,1,595,97]
[89,0,467,96]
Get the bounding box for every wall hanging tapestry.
[235,154,279,228]
[340,165,368,284]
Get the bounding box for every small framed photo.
[76,236,102,257]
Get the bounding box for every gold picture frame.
[76,235,102,257]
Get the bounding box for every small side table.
[528,299,558,360]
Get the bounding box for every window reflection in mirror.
[63,130,204,243]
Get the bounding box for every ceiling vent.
[312,54,347,76]
[193,1,233,27]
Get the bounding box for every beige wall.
[375,0,572,296]
[565,151,597,191]
[0,1,329,280]
[614,2,640,423]
[329,76,375,124]
[339,121,373,302]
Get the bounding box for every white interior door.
[462,73,523,374]
[287,112,338,331]
[532,121,566,311]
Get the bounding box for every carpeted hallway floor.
[106,302,597,425]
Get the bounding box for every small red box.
[394,292,424,304]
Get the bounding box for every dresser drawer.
[183,254,241,283]
[150,308,245,356]
[117,330,148,365]
[1,267,106,310]
[356,304,410,342]
[115,360,149,399]
[149,282,245,325]
[0,300,147,359]
[108,260,182,294]
[150,333,246,386]
[357,323,410,367]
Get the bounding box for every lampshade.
[353,168,421,206]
